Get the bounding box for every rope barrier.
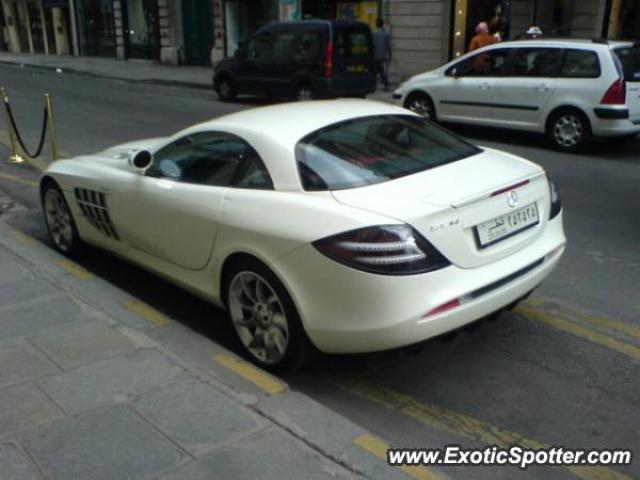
[1,87,59,165]
[4,102,48,159]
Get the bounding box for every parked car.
[40,100,565,369]
[213,20,377,101]
[393,39,640,151]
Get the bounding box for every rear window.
[295,115,481,191]
[334,28,371,57]
[614,46,640,82]
[560,49,600,78]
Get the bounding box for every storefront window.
[451,0,510,58]
[122,0,159,59]
[608,0,640,39]
[75,0,115,56]
[532,0,603,38]
[224,0,277,57]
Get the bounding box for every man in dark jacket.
[373,18,391,91]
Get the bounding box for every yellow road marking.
[524,299,640,340]
[0,171,38,187]
[125,300,170,327]
[516,305,640,362]
[214,353,287,395]
[8,229,37,246]
[341,380,632,480]
[56,259,93,279]
[353,434,443,480]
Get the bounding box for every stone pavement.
[0,189,432,480]
[0,52,396,103]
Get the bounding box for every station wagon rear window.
[614,46,640,82]
[295,115,481,191]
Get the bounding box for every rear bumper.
[312,76,376,98]
[275,213,566,354]
[591,106,640,136]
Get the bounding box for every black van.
[213,20,377,101]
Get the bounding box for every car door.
[109,132,253,271]
[436,48,512,125]
[490,47,562,129]
[235,32,274,95]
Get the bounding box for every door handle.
[537,84,549,92]
[480,82,490,90]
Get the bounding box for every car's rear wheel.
[294,83,314,101]
[224,258,312,370]
[547,109,592,152]
[216,76,236,102]
[42,181,83,256]
[404,91,436,121]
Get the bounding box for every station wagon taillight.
[600,78,626,105]
[324,42,334,78]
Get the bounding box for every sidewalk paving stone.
[0,440,42,480]
[22,405,187,480]
[0,339,59,389]
[37,348,184,415]
[159,426,356,480]
[0,277,60,307]
[0,383,62,435]
[29,320,137,370]
[133,375,263,457]
[0,295,81,340]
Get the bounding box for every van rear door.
[331,23,375,83]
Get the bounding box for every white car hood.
[99,137,167,157]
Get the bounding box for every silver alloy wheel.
[219,80,232,98]
[553,114,583,148]
[44,188,73,253]
[228,271,289,364]
[407,96,432,119]
[296,86,313,101]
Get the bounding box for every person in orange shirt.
[468,22,498,52]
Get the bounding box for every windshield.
[614,46,640,82]
[295,115,481,191]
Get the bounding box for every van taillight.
[600,78,626,105]
[324,42,333,78]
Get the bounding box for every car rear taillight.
[313,225,449,275]
[600,78,626,105]
[324,42,334,78]
[547,174,562,220]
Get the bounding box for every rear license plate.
[347,64,366,73]
[475,203,539,248]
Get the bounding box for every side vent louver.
[74,188,120,240]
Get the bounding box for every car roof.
[191,100,413,146]
[486,38,634,49]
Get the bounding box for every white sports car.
[41,100,566,369]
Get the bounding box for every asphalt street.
[0,64,638,480]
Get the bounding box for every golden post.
[44,93,59,161]
[1,87,25,164]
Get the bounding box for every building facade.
[1,0,639,77]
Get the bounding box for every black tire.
[404,91,437,121]
[293,83,314,101]
[546,108,592,152]
[216,76,236,102]
[41,180,84,257]
[223,257,314,371]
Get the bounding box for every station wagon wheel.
[225,258,314,370]
[404,92,436,121]
[216,76,236,102]
[547,109,591,152]
[42,181,83,256]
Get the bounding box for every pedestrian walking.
[373,18,391,91]
[468,22,497,52]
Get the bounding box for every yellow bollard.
[44,93,59,162]
[0,87,25,164]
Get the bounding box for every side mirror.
[129,150,153,171]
